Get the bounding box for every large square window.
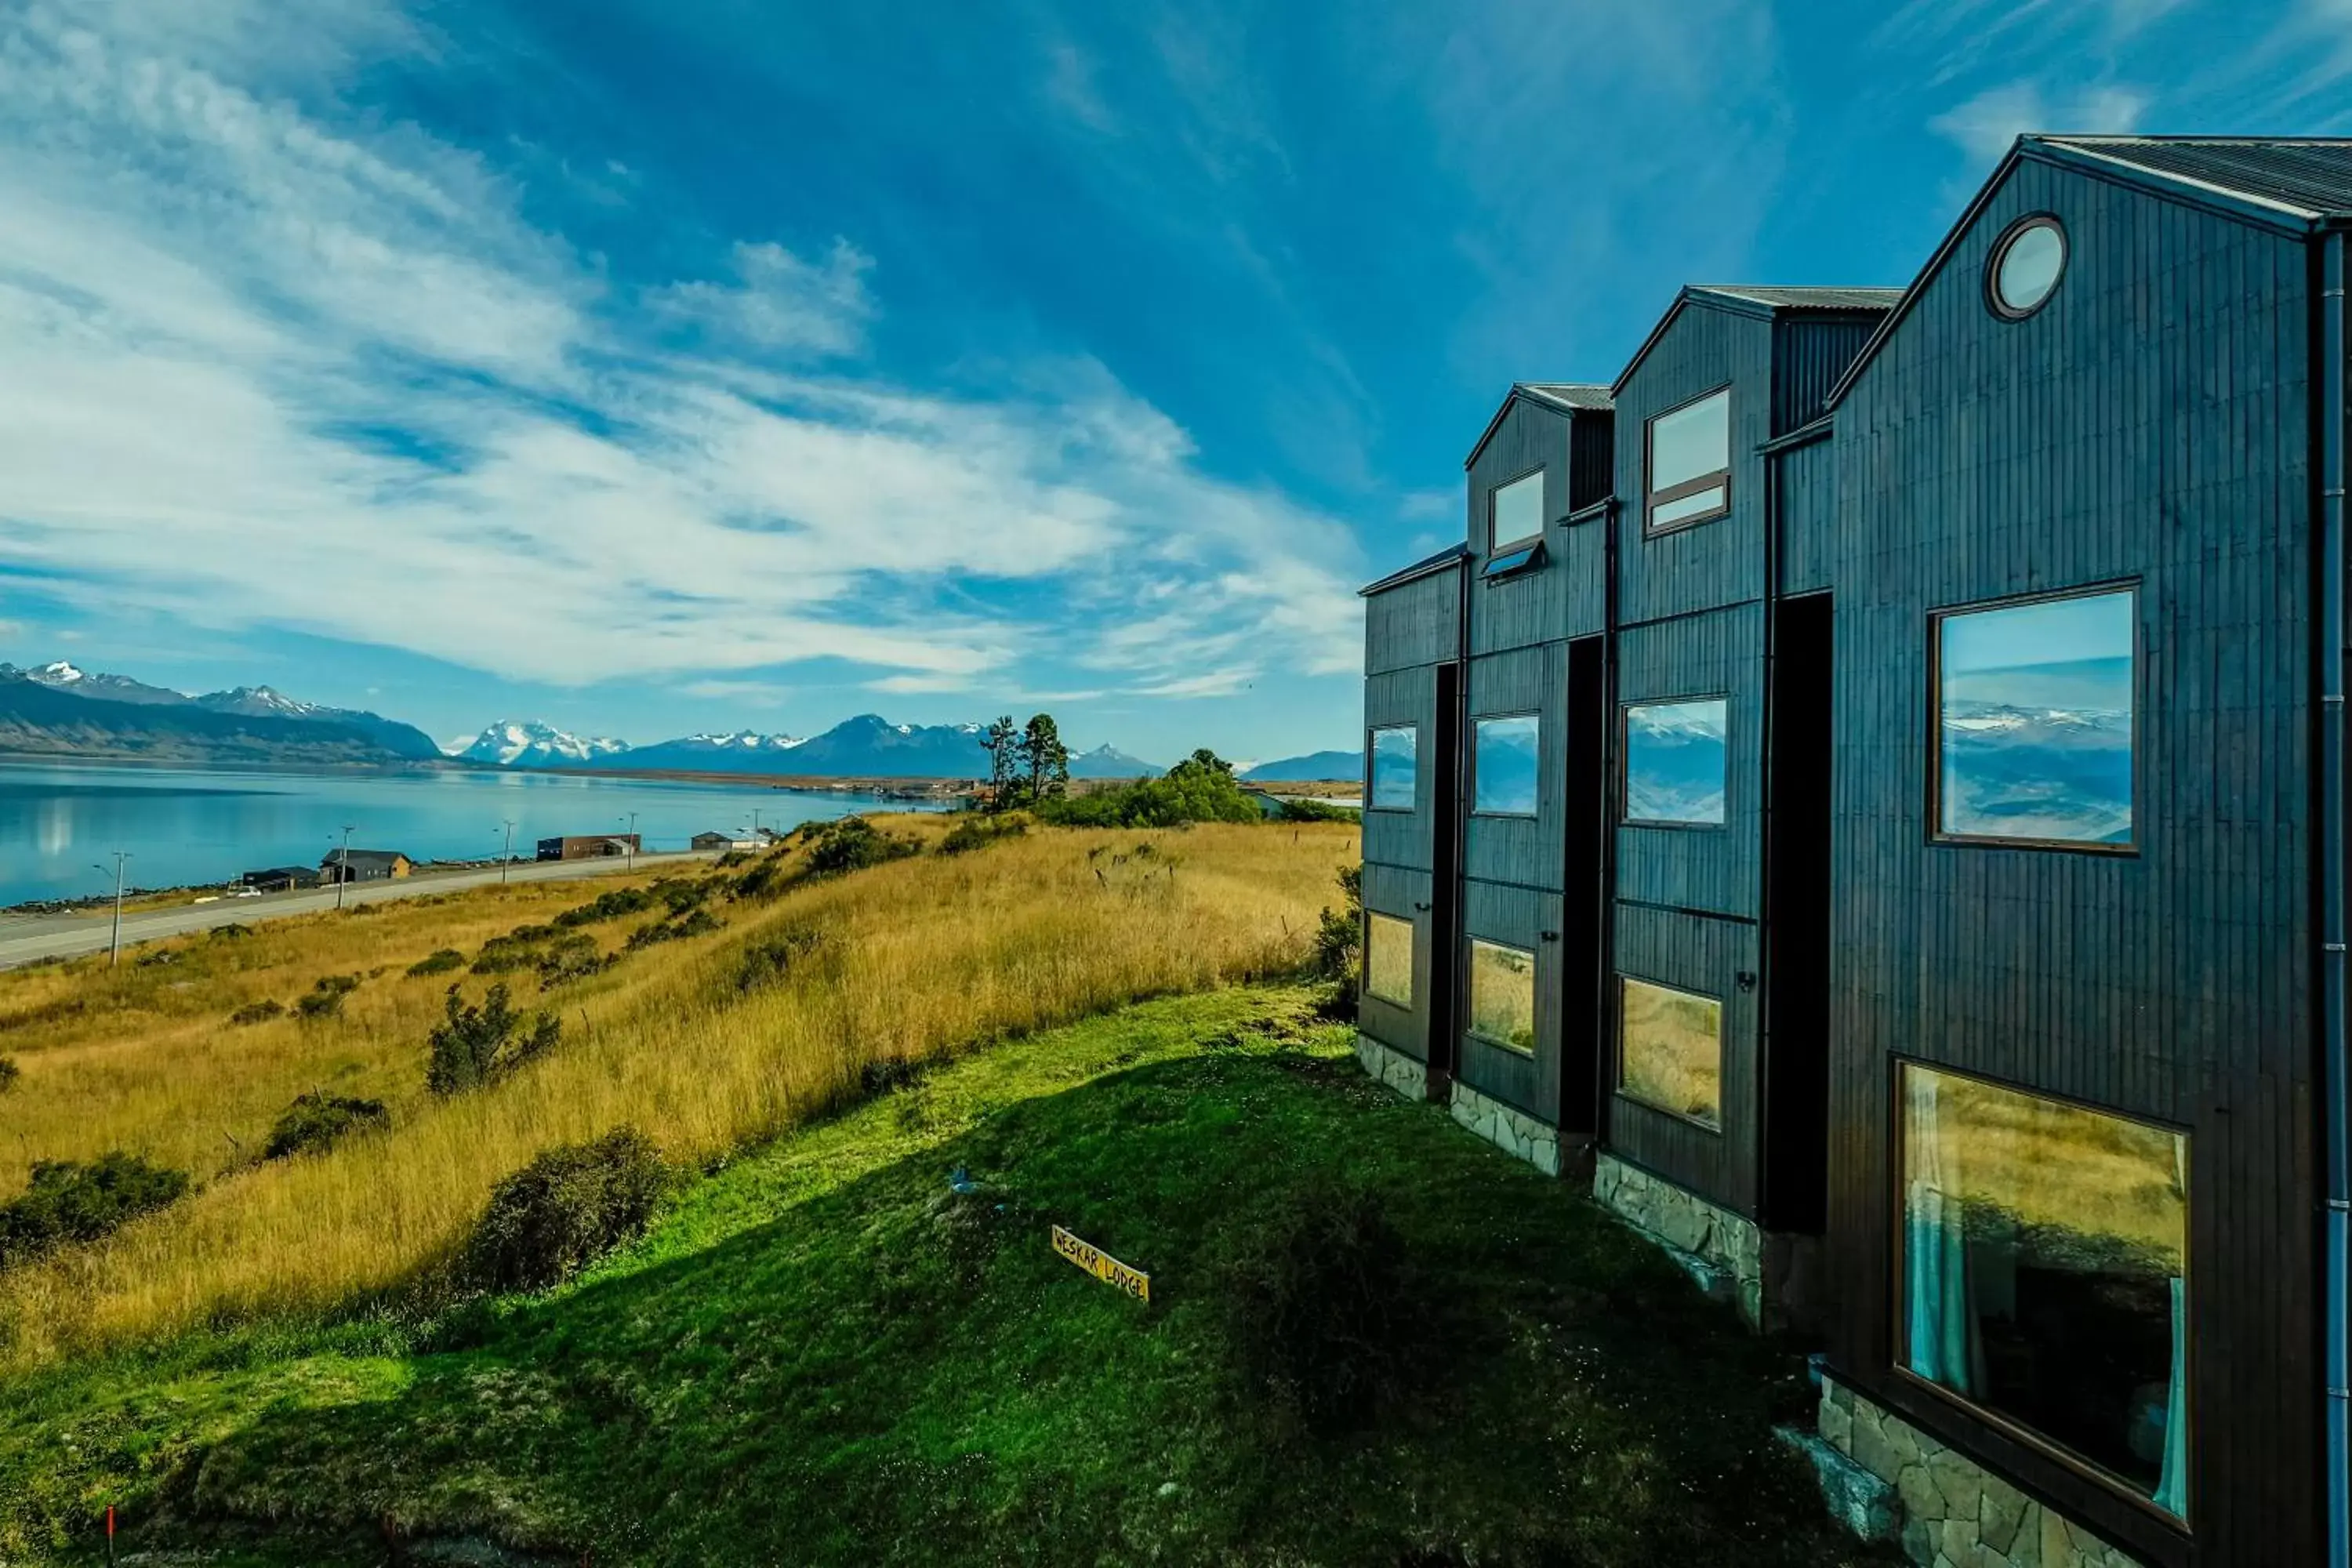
[1472,714,1540,816]
[1646,387,1730,532]
[1364,912,1414,1007]
[1617,976,1721,1127]
[1367,725,1417,811]
[1900,1065,2188,1518]
[1623,698,1728,826]
[1467,938,1535,1054]
[1936,587,2135,847]
[1490,470,1544,551]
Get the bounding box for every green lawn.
[1,987,1886,1566]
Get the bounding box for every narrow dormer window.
[1490,470,1544,552]
[1645,387,1730,534]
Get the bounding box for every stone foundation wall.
[1592,1153,1765,1325]
[1817,1377,2146,1568]
[1353,1032,1428,1102]
[1448,1082,1562,1176]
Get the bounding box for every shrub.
[626,907,724,950]
[0,1055,17,1093]
[406,948,466,977]
[0,1152,190,1265]
[535,933,609,986]
[263,1093,390,1160]
[551,887,656,930]
[294,975,360,1020]
[1035,752,1265,829]
[737,927,827,990]
[209,923,255,942]
[426,984,562,1096]
[806,817,918,876]
[938,815,1027,855]
[655,877,713,915]
[1308,864,1363,1015]
[135,949,180,968]
[1277,796,1356,823]
[731,855,788,899]
[1215,1179,1426,1434]
[464,1127,670,1292]
[229,998,285,1026]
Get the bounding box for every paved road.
[0,851,721,969]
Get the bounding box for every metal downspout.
[2320,227,2348,1568]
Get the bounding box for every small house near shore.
[239,865,321,892]
[536,833,641,862]
[318,850,412,884]
[691,830,762,851]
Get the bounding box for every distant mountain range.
[0,658,1344,783]
[0,662,444,764]
[1238,750,1361,782]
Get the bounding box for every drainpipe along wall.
[2321,226,2349,1568]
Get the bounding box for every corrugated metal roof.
[1515,381,1613,412]
[1359,543,1468,598]
[1688,285,1905,311]
[2039,136,2352,220]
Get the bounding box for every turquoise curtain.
[1903,1070,1977,1395]
[2151,1276,2187,1516]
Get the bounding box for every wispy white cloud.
[1928,80,2151,163]
[0,1,1366,702]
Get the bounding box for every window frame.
[1365,723,1419,815]
[1643,384,1733,535]
[1613,972,1724,1133]
[1986,212,2068,322]
[1465,935,1538,1056]
[1363,909,1415,1008]
[1469,710,1542,819]
[1886,1057,2195,1530]
[1926,581,2139,855]
[1617,693,1731,831]
[1488,465,1548,555]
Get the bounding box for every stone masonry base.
[1448,1081,1562,1176]
[1353,1033,1428,1102]
[1817,1376,2146,1568]
[1592,1152,1768,1325]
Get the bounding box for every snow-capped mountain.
[455,720,631,768]
[19,660,188,706]
[1067,742,1163,779]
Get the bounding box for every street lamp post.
[91,853,129,967]
[499,820,516,885]
[333,825,354,910]
[619,812,638,870]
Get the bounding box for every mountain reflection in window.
[1368,724,1417,811]
[1467,938,1536,1054]
[1937,590,2134,845]
[1474,714,1539,816]
[1623,699,1727,826]
[1901,1065,2188,1518]
[1365,912,1414,1007]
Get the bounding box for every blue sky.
[0,0,2342,764]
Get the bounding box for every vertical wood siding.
[1774,437,1839,595]
[1460,876,1566,1121]
[1613,602,1766,919]
[1821,158,2316,1568]
[1609,902,1762,1211]
[1363,665,1441,874]
[1470,400,1608,651]
[1773,315,1885,436]
[1360,862,1436,1061]
[1365,568,1461,675]
[1614,304,1774,629]
[1465,644,1567,891]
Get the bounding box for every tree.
[1019,713,1070,802]
[1178,748,1233,778]
[982,715,1020,807]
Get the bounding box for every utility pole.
[92,853,129,967]
[619,811,638,870]
[499,820,516,885]
[334,825,354,910]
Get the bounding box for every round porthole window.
[1988,215,2067,319]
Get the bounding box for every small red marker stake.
[105,1504,114,1567]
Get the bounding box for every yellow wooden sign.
[1051,1225,1150,1302]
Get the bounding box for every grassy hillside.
[2,987,1885,1567]
[0,817,1353,1367]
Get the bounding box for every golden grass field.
[0,815,1354,1370]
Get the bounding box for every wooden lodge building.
[1354,136,2352,1567]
